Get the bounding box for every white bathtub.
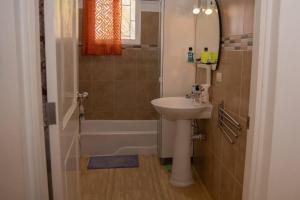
[80,120,158,156]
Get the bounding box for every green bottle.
[188,47,194,63]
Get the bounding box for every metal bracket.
[192,134,206,141]
[44,102,56,125]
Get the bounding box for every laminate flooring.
[80,155,212,200]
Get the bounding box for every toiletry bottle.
[195,85,200,102]
[210,52,218,64]
[188,47,194,63]
[192,85,196,96]
[200,84,210,104]
[201,47,209,64]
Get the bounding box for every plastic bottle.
[200,84,210,104]
[188,47,194,63]
[201,47,209,64]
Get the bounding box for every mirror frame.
[215,0,222,71]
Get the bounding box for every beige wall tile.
[141,12,159,45]
[79,55,92,81]
[211,126,224,160]
[222,50,243,114]
[207,109,223,159]
[92,111,115,120]
[236,118,248,153]
[79,80,92,95]
[221,135,238,175]
[92,56,115,81]
[79,13,160,120]
[239,51,252,119]
[211,63,225,105]
[205,153,222,200]
[115,81,138,111]
[136,111,159,120]
[140,49,160,79]
[220,167,235,200]
[115,49,138,81]
[218,0,245,37]
[195,1,254,198]
[115,61,137,81]
[243,0,255,34]
[93,81,114,112]
[84,109,94,119]
[195,142,211,184]
[234,149,246,185]
[233,181,243,200]
[113,111,137,120]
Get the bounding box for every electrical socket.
[216,72,222,82]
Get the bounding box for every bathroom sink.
[151,97,213,187]
[151,97,213,120]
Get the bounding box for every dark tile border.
[122,44,159,50]
[221,33,253,51]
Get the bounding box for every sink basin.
[151,97,213,187]
[151,97,212,120]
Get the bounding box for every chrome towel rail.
[219,107,241,129]
[217,101,241,144]
[219,126,234,144]
[219,120,238,138]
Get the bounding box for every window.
[121,0,141,44]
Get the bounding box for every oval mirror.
[195,0,221,71]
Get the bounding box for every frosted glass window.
[121,0,140,44]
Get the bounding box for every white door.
[44,0,80,199]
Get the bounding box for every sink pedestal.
[170,120,194,187]
[151,97,213,187]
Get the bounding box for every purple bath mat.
[87,155,139,170]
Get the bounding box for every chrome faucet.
[77,92,89,121]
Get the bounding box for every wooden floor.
[80,155,212,200]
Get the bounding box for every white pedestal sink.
[151,97,212,187]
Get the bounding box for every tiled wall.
[79,11,160,120]
[194,0,254,199]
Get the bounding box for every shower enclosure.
[78,0,162,157]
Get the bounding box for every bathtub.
[80,120,158,156]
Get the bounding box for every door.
[44,0,80,199]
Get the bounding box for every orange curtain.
[83,0,122,55]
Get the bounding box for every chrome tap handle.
[77,92,89,104]
[77,92,88,99]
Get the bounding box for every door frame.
[243,0,281,199]
[16,0,286,199]
[13,0,49,199]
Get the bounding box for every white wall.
[162,0,195,97]
[265,1,300,199]
[246,0,300,199]
[0,1,26,199]
[0,1,49,199]
[160,0,196,158]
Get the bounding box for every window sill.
[122,39,141,46]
